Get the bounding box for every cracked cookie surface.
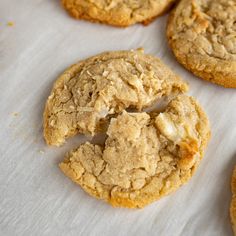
[167,0,236,88]
[61,0,176,26]
[44,49,188,146]
[231,166,236,235]
[59,95,210,208]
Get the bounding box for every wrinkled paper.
[0,1,236,235]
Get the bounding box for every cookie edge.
[231,166,236,235]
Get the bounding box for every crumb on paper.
[7,21,14,27]
[12,112,19,117]
[38,150,45,154]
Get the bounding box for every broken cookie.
[44,49,210,208]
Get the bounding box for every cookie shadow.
[48,0,66,15]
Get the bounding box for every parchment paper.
[0,1,236,235]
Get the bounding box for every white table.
[0,1,235,235]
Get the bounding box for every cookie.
[61,0,176,27]
[59,95,210,208]
[167,0,236,88]
[231,166,236,235]
[43,49,188,146]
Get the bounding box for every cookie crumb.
[12,112,19,117]
[7,21,14,27]
[38,150,45,154]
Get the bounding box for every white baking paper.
[0,1,236,235]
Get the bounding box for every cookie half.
[59,95,210,208]
[167,0,236,88]
[61,0,176,27]
[44,49,188,146]
[231,166,236,235]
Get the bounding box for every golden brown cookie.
[167,0,236,88]
[43,49,188,146]
[61,0,176,27]
[59,95,210,208]
[231,166,236,235]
